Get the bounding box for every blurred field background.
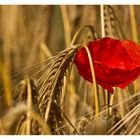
[0,5,140,135]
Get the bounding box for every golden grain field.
[0,5,140,135]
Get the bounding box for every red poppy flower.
[74,37,140,93]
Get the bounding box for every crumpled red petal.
[74,37,140,93]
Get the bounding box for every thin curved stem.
[84,46,99,119]
[71,25,97,45]
[71,25,99,118]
